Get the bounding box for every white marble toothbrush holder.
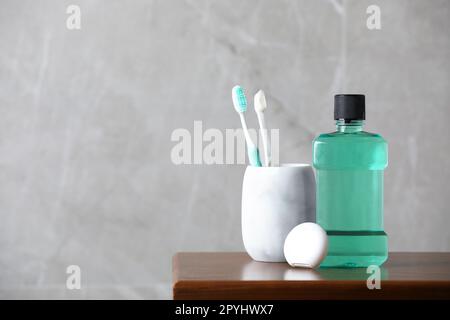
[241,164,316,262]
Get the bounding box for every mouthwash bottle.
[313,95,388,267]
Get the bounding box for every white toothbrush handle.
[239,113,255,148]
[256,112,270,166]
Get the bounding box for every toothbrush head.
[254,89,267,113]
[232,85,247,113]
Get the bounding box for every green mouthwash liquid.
[313,94,388,267]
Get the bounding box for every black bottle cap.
[334,94,365,120]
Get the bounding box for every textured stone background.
[0,0,449,298]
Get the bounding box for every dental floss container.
[284,222,328,269]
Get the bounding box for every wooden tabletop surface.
[172,252,450,300]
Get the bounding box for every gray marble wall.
[0,0,449,299]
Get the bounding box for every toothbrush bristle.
[254,90,267,112]
[232,85,247,113]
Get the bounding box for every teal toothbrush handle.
[248,145,262,167]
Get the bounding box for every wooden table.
[172,252,450,300]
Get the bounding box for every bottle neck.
[336,119,364,133]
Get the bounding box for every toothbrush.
[254,90,271,166]
[232,85,262,167]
